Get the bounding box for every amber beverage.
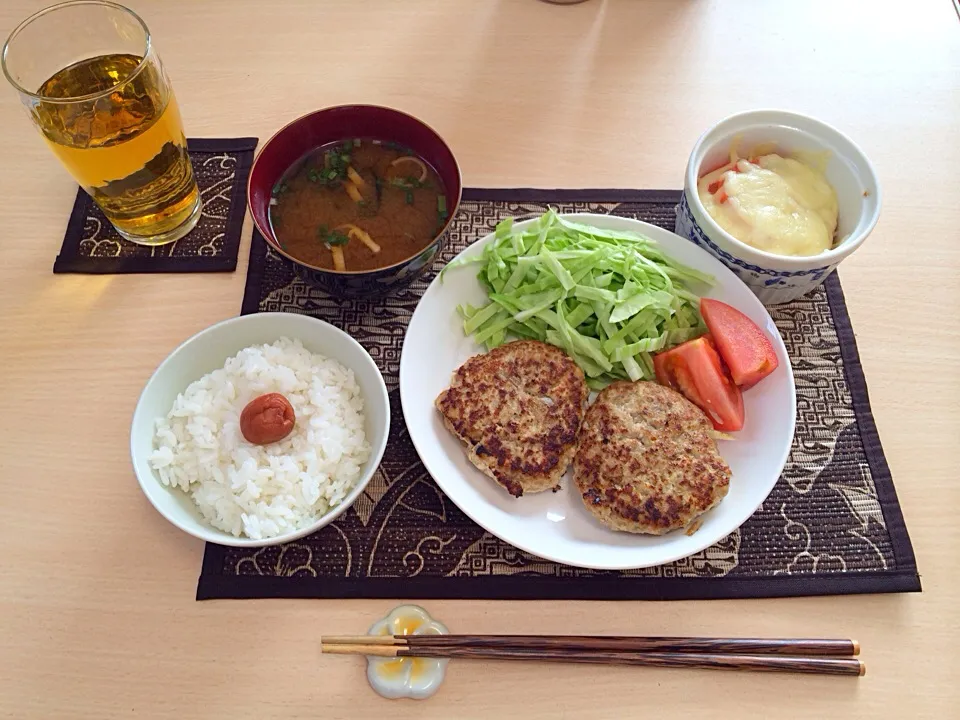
[2,2,200,245]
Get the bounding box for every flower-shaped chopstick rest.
[366,605,450,699]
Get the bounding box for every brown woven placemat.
[197,189,919,600]
[53,138,256,274]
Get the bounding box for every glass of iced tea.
[2,1,201,246]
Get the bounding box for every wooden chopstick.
[321,643,865,677]
[321,634,860,657]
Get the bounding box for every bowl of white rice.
[130,312,389,547]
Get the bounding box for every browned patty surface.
[573,381,731,534]
[435,340,588,497]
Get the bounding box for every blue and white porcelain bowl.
[676,110,881,305]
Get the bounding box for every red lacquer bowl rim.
[247,104,463,276]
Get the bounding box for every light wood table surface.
[1,1,958,717]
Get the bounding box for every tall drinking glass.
[2,1,201,246]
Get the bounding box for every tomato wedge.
[653,336,744,432]
[700,299,779,389]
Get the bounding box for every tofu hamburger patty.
[573,381,731,534]
[435,340,588,497]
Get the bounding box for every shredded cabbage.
[445,210,713,388]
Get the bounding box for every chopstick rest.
[362,605,450,699]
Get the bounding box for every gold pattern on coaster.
[54,138,257,274]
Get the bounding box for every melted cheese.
[698,153,839,256]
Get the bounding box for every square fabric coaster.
[53,137,257,274]
[198,189,920,601]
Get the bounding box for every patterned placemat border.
[197,189,919,601]
[53,137,257,274]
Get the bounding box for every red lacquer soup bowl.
[248,105,462,298]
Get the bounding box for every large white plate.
[400,214,796,570]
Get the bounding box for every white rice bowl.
[149,338,371,540]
